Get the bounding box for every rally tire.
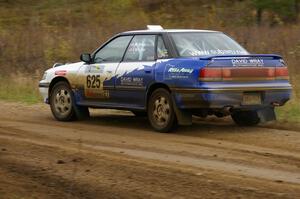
[231,110,260,126]
[147,88,177,133]
[50,81,89,121]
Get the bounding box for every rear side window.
[123,35,156,62]
[94,36,132,63]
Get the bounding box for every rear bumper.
[171,86,292,109]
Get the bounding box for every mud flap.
[257,107,276,123]
[172,99,192,126]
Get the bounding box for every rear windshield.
[170,32,248,57]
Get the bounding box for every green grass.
[0,76,41,104]
[276,101,300,123]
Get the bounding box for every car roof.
[120,29,220,35]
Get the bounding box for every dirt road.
[0,101,299,199]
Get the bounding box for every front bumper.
[38,82,50,104]
[171,86,292,109]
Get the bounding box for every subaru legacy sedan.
[39,25,291,132]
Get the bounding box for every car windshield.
[170,32,248,57]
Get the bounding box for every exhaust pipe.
[271,102,281,107]
[215,106,233,117]
[222,106,233,114]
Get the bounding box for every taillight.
[199,67,289,81]
[275,67,289,80]
[199,68,222,81]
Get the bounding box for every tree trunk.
[295,0,299,21]
[256,8,263,25]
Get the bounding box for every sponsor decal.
[85,89,109,98]
[190,49,245,56]
[90,65,105,73]
[164,64,194,79]
[168,67,194,74]
[120,77,144,86]
[127,42,146,53]
[231,59,264,67]
[55,70,67,76]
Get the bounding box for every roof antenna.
[147,25,164,30]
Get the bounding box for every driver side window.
[123,35,156,62]
[94,36,132,63]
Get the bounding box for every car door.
[82,35,132,102]
[114,34,157,107]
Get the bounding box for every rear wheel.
[148,88,177,133]
[50,81,89,121]
[231,110,260,126]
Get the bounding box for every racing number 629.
[86,75,101,88]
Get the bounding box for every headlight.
[41,72,47,80]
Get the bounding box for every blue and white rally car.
[39,25,292,132]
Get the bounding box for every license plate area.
[242,92,262,105]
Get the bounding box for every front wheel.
[231,110,260,126]
[147,88,177,133]
[50,81,89,121]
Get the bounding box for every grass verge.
[0,75,41,104]
[276,101,300,123]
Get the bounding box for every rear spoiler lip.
[199,54,283,60]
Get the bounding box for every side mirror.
[80,53,92,64]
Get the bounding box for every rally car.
[39,25,292,132]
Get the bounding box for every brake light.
[199,67,288,81]
[275,67,289,80]
[199,68,222,81]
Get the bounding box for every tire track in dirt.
[0,101,300,198]
[1,119,300,172]
[0,134,299,199]
[0,121,300,184]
